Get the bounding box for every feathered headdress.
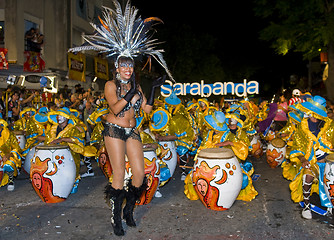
[69,0,174,82]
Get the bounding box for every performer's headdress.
[34,107,49,124]
[288,110,303,124]
[48,107,76,125]
[150,108,170,132]
[20,107,36,118]
[186,101,199,111]
[204,111,228,132]
[69,0,174,82]
[164,91,181,106]
[298,95,327,120]
[225,112,244,128]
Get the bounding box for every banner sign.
[68,52,86,82]
[94,57,109,80]
[161,79,259,98]
[24,51,45,72]
[0,48,8,70]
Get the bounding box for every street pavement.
[1,154,334,240]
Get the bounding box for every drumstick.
[179,165,193,169]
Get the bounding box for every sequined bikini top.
[116,80,143,117]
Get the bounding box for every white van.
[14,72,59,93]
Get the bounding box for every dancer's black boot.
[123,178,147,227]
[105,184,125,236]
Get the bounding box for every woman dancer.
[103,56,163,235]
[69,1,173,236]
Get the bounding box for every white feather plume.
[69,0,174,82]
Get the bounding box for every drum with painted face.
[249,134,263,158]
[192,148,242,211]
[14,130,26,150]
[324,154,334,206]
[124,147,160,205]
[266,138,286,168]
[158,140,177,177]
[97,146,113,179]
[30,144,76,203]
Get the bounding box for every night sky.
[130,0,308,95]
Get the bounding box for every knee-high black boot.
[105,184,125,236]
[123,178,147,227]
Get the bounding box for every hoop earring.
[116,72,121,81]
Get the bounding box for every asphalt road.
[1,155,334,240]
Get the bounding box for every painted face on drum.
[32,173,42,189]
[57,115,68,124]
[99,153,107,165]
[196,178,208,196]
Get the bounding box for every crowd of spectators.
[1,84,104,131]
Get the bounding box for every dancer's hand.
[146,75,166,106]
[124,74,137,103]
[299,156,310,168]
[151,75,166,88]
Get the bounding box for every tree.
[254,0,334,100]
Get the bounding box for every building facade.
[0,0,113,89]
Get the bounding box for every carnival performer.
[69,108,97,178]
[289,96,334,219]
[13,107,36,132]
[135,114,168,198]
[101,55,163,235]
[186,100,201,144]
[256,100,269,122]
[69,0,173,235]
[21,107,50,173]
[163,93,197,180]
[278,105,303,181]
[84,107,109,177]
[273,91,289,132]
[184,111,258,202]
[196,98,218,139]
[46,107,86,193]
[215,111,258,201]
[288,89,304,106]
[0,119,22,191]
[258,100,278,143]
[239,98,258,136]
